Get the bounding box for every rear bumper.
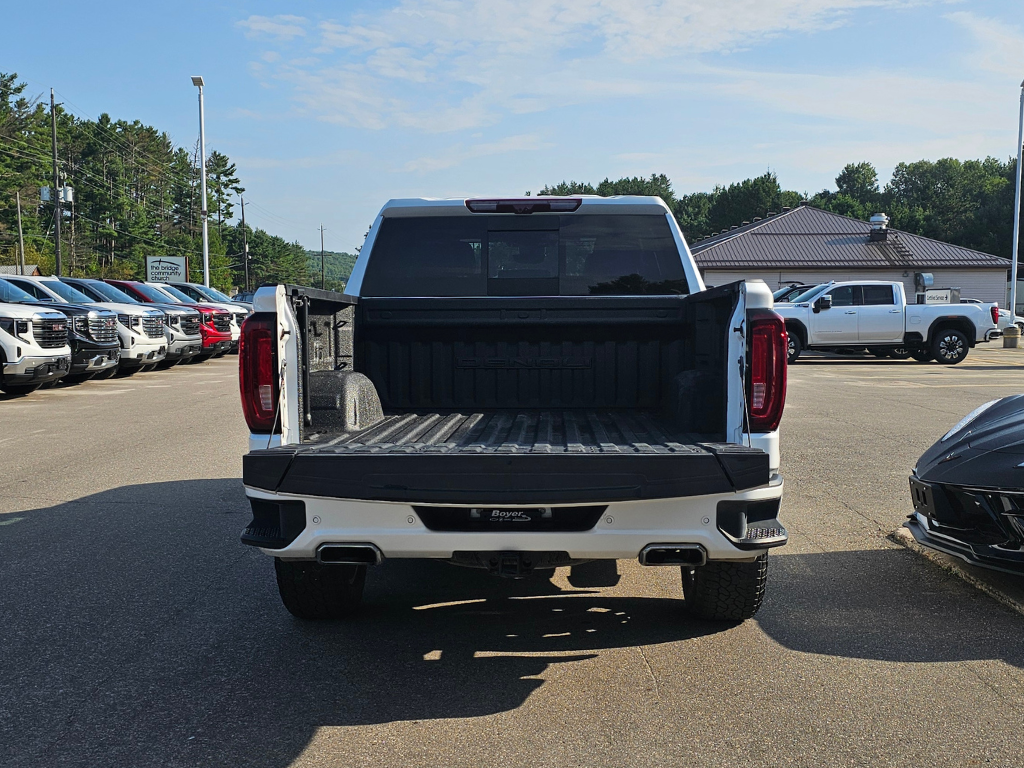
[3,353,71,384]
[985,329,1002,342]
[243,475,785,562]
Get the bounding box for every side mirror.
[815,295,832,312]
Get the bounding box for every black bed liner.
[244,409,768,504]
[313,410,710,454]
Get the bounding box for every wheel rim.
[788,337,796,357]
[937,334,964,361]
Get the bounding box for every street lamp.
[192,75,210,287]
[1010,79,1024,318]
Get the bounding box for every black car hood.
[22,301,95,317]
[916,394,1024,490]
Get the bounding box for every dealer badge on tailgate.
[470,508,551,523]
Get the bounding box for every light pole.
[1010,79,1024,317]
[192,76,210,287]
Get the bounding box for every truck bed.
[311,409,706,454]
[245,409,768,505]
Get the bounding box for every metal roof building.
[0,264,41,276]
[690,205,1011,307]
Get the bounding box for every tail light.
[239,313,279,433]
[991,305,1000,325]
[747,309,788,432]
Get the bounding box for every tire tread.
[274,558,366,620]
[682,554,768,622]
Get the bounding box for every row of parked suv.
[0,277,251,395]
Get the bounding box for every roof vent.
[869,213,889,242]
[730,225,738,230]
[781,207,791,212]
[753,217,762,222]
[767,211,776,217]
[799,200,810,206]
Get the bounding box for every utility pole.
[192,76,210,287]
[1010,78,1024,318]
[320,225,326,290]
[50,89,62,277]
[240,196,250,291]
[15,191,25,275]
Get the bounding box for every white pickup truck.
[239,196,790,623]
[0,283,72,395]
[776,281,998,364]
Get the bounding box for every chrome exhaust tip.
[638,544,707,567]
[316,543,384,566]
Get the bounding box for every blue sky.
[5,0,1024,252]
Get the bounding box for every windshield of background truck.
[156,284,196,303]
[85,281,140,303]
[133,283,181,303]
[790,284,829,303]
[360,214,689,297]
[42,280,97,304]
[0,279,37,303]
[195,285,233,302]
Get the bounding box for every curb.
[891,526,1024,618]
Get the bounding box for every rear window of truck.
[360,214,690,297]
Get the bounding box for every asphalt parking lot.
[2,348,1024,768]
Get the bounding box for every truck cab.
[239,196,789,623]
[776,280,997,363]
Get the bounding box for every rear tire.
[93,367,118,380]
[786,332,802,364]
[274,558,366,620]
[681,553,768,622]
[887,347,912,360]
[932,328,969,365]
[867,347,889,358]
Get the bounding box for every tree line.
[0,72,321,291]
[539,158,1023,261]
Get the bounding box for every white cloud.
[245,0,947,132]
[946,11,1024,78]
[237,15,309,41]
[404,134,551,172]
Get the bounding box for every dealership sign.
[146,256,188,283]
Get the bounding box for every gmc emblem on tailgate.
[456,357,592,369]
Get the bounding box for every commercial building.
[690,205,1010,307]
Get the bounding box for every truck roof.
[378,195,671,218]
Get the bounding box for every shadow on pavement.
[0,480,719,767]
[761,548,1024,664]
[4,480,1023,767]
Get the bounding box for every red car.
[105,280,233,359]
